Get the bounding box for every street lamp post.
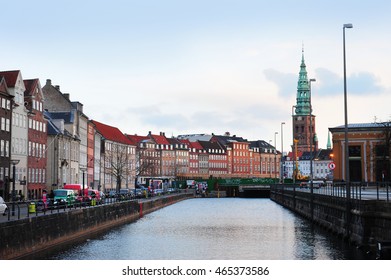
[309,79,316,186]
[274,132,278,180]
[281,122,285,183]
[292,105,297,182]
[309,78,316,222]
[10,159,20,216]
[80,167,87,200]
[343,23,353,237]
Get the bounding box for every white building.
[0,71,28,197]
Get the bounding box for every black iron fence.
[2,188,183,222]
[272,181,391,203]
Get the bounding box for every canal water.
[49,198,370,260]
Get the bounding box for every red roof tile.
[126,134,149,144]
[0,70,21,87]
[0,77,9,94]
[150,133,170,145]
[91,120,133,145]
[287,151,303,158]
[24,79,39,95]
[191,141,204,150]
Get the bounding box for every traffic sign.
[328,162,336,170]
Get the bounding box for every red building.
[226,141,251,175]
[87,121,95,187]
[24,79,47,199]
[198,140,227,176]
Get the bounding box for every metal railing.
[1,189,183,222]
[271,181,391,203]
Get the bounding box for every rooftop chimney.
[63,93,70,100]
[55,85,60,91]
[46,79,52,86]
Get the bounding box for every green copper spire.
[295,48,311,115]
[327,131,332,149]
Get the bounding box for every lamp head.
[343,23,353,29]
[10,159,20,165]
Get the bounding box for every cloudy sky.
[1,0,390,152]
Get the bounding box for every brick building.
[329,122,391,182]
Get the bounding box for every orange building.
[329,122,391,182]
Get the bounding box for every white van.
[310,180,325,188]
[0,196,8,215]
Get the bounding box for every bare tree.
[134,140,160,185]
[104,142,130,192]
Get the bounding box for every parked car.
[86,189,102,205]
[307,180,325,189]
[118,189,134,200]
[108,190,117,198]
[0,196,8,216]
[52,189,76,208]
[153,188,163,196]
[35,200,47,212]
[136,186,151,198]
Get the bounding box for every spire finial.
[327,131,332,149]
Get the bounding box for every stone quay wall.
[270,187,391,249]
[0,193,192,259]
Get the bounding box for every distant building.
[91,120,136,191]
[44,111,78,189]
[283,149,333,180]
[42,79,88,188]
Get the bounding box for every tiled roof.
[0,77,9,95]
[91,120,133,145]
[150,133,170,145]
[198,140,224,153]
[316,149,333,160]
[212,134,248,146]
[44,111,73,138]
[49,111,75,124]
[287,151,303,159]
[0,70,20,87]
[330,122,391,131]
[24,79,38,95]
[191,141,204,150]
[168,137,188,149]
[126,134,149,145]
[301,151,315,160]
[250,140,274,149]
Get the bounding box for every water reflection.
[49,198,369,260]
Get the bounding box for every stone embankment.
[0,193,192,259]
[270,187,391,257]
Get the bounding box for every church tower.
[292,49,318,153]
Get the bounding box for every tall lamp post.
[80,167,87,199]
[309,78,316,222]
[274,131,278,180]
[343,23,353,237]
[292,105,296,183]
[281,122,285,183]
[309,78,316,188]
[10,159,20,216]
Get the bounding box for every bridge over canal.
[209,177,276,197]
